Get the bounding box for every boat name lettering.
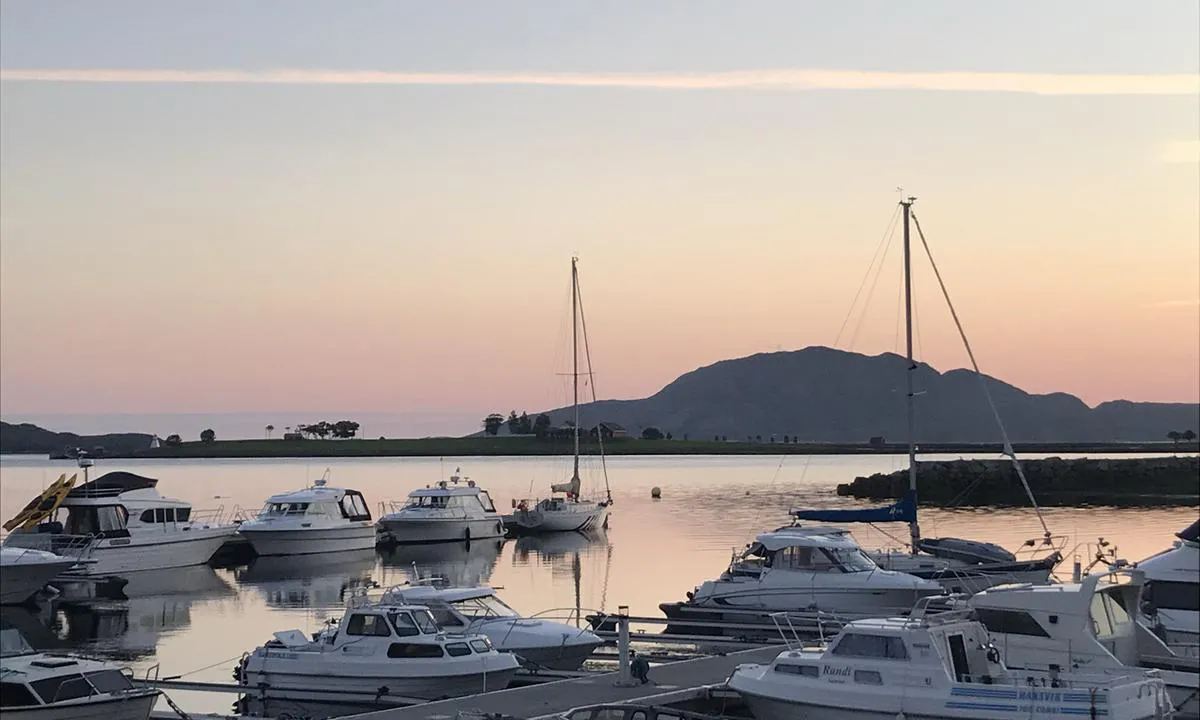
[822,665,853,677]
[1017,690,1062,702]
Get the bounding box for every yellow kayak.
[2,473,77,532]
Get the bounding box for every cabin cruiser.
[727,610,1174,720]
[0,548,81,605]
[376,470,505,544]
[1135,520,1199,657]
[378,584,603,670]
[237,478,376,555]
[965,570,1198,719]
[236,589,520,704]
[0,627,160,719]
[3,471,237,575]
[660,526,944,638]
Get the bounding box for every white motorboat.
[3,470,237,575]
[509,257,612,536]
[661,526,944,637]
[0,548,80,605]
[237,477,376,556]
[790,198,1062,594]
[0,627,160,719]
[236,589,521,704]
[966,569,1198,719]
[727,610,1175,720]
[376,470,506,544]
[1135,519,1199,657]
[378,584,603,670]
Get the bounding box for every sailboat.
[510,257,613,535]
[790,197,1062,593]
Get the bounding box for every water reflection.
[378,539,504,587]
[237,696,385,720]
[8,565,234,661]
[234,550,378,610]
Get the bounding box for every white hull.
[0,559,78,605]
[242,663,517,703]
[74,528,236,575]
[504,639,600,671]
[377,517,505,544]
[238,525,377,556]
[510,503,609,535]
[690,582,936,615]
[3,692,158,720]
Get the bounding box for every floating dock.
[337,644,782,719]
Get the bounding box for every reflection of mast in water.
[514,529,612,621]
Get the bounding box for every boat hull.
[0,559,78,604]
[2,691,158,720]
[872,552,1058,594]
[5,526,236,575]
[506,639,601,671]
[509,503,609,535]
[376,518,505,544]
[242,664,517,703]
[237,525,377,556]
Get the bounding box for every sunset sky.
[1,1,1198,425]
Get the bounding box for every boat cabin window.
[972,608,1050,637]
[773,545,873,573]
[139,507,187,524]
[57,505,129,536]
[445,642,472,657]
[31,674,94,703]
[346,613,392,637]
[0,682,38,707]
[854,670,884,685]
[387,643,444,659]
[84,670,134,694]
[339,493,371,521]
[262,502,309,516]
[1090,590,1133,639]
[477,491,496,512]
[831,633,909,660]
[0,629,35,658]
[774,663,819,677]
[452,595,519,620]
[306,502,341,518]
[469,638,493,653]
[406,495,449,509]
[1145,581,1200,612]
[426,605,466,628]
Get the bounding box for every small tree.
[164,434,182,446]
[1168,430,1182,451]
[533,413,552,438]
[200,428,216,443]
[1183,430,1197,443]
[265,424,274,439]
[641,427,664,440]
[483,414,505,436]
[665,432,673,440]
[505,411,520,434]
[518,412,532,434]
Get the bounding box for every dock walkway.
[341,645,782,719]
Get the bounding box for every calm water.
[1,453,1195,717]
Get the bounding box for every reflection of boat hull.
[3,691,158,720]
[377,518,505,544]
[379,540,503,588]
[236,550,377,609]
[238,526,377,556]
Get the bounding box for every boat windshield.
[826,547,877,573]
[451,594,519,620]
[0,628,36,658]
[261,502,309,516]
[405,495,449,509]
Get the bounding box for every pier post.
[614,605,637,687]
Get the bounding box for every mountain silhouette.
[544,346,1199,443]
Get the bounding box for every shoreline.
[11,437,1198,460]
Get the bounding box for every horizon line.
[1,67,1197,95]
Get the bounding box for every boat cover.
[790,490,916,524]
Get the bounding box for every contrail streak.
[1,67,1196,95]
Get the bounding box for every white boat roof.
[264,485,355,504]
[754,526,861,551]
[408,484,487,497]
[385,585,496,603]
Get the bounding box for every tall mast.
[901,197,921,554]
[572,257,581,484]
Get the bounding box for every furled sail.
[551,475,581,498]
[790,490,916,524]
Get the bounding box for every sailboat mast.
[901,197,921,554]
[572,257,581,483]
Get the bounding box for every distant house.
[282,431,305,441]
[590,422,629,440]
[869,436,886,449]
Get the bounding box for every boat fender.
[464,526,471,542]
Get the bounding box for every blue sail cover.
[790,490,917,524]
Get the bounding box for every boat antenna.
[900,197,921,554]
[909,210,1053,541]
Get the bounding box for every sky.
[1,1,1198,431]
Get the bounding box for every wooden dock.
[339,644,782,719]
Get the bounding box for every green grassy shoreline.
[33,436,1200,459]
